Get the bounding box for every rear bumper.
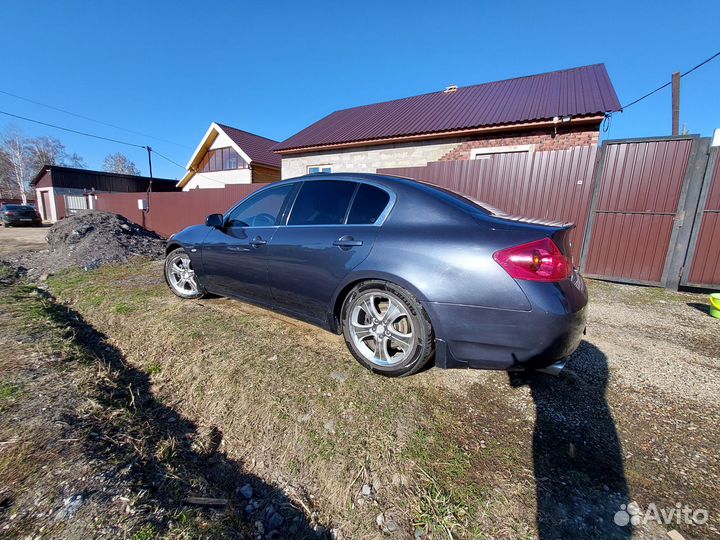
[426,275,588,371]
[2,216,41,226]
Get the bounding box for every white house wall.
[35,187,56,223]
[280,138,465,179]
[182,168,253,190]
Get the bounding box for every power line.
[0,106,223,185]
[151,148,228,186]
[621,50,720,110]
[0,89,190,149]
[0,109,147,149]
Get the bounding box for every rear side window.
[347,184,390,224]
[288,180,356,225]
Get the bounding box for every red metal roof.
[274,64,620,152]
[216,123,281,168]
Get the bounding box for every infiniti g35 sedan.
[164,173,587,377]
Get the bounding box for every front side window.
[288,180,356,226]
[307,165,332,174]
[347,184,391,224]
[226,184,294,227]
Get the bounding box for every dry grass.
[47,260,518,539]
[36,260,720,539]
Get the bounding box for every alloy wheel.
[167,253,199,296]
[348,291,416,366]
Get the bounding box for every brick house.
[273,64,620,178]
[177,122,281,190]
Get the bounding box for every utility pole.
[145,146,153,194]
[671,72,680,136]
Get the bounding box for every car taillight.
[493,238,571,282]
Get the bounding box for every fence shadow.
[508,341,631,539]
[39,292,324,539]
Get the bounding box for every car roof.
[277,172,493,215]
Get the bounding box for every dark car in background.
[163,173,587,377]
[1,204,42,227]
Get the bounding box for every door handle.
[249,236,267,248]
[333,235,363,249]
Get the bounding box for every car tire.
[341,280,434,377]
[164,248,207,299]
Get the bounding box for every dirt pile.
[13,211,165,278]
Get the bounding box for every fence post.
[662,137,711,290]
[677,145,718,288]
[578,142,608,272]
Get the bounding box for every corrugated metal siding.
[274,64,620,151]
[379,146,598,261]
[583,139,693,284]
[35,166,179,192]
[687,149,720,286]
[95,184,267,237]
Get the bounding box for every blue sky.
[1,0,718,179]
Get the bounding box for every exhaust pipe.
[537,358,566,377]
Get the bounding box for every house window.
[198,147,247,173]
[470,144,535,160]
[307,165,332,174]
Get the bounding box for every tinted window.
[288,180,356,226]
[347,184,390,224]
[226,184,294,227]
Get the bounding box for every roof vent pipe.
[443,85,458,94]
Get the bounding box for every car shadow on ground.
[508,341,632,540]
[40,292,324,539]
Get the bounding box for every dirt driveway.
[1,253,719,539]
[0,225,48,257]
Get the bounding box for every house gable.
[178,123,253,189]
[178,123,280,189]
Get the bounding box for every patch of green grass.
[131,524,157,540]
[0,264,16,282]
[403,426,488,538]
[114,302,136,315]
[0,381,21,404]
[306,429,337,462]
[146,362,162,376]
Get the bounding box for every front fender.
[164,225,212,276]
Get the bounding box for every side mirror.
[205,213,224,228]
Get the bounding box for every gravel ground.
[0,225,49,257]
[587,281,719,402]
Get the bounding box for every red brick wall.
[439,125,600,161]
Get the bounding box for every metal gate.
[683,146,720,288]
[579,137,708,287]
[64,194,90,215]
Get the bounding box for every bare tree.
[27,136,85,174]
[103,152,141,175]
[0,127,29,203]
[0,144,18,198]
[0,126,86,204]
